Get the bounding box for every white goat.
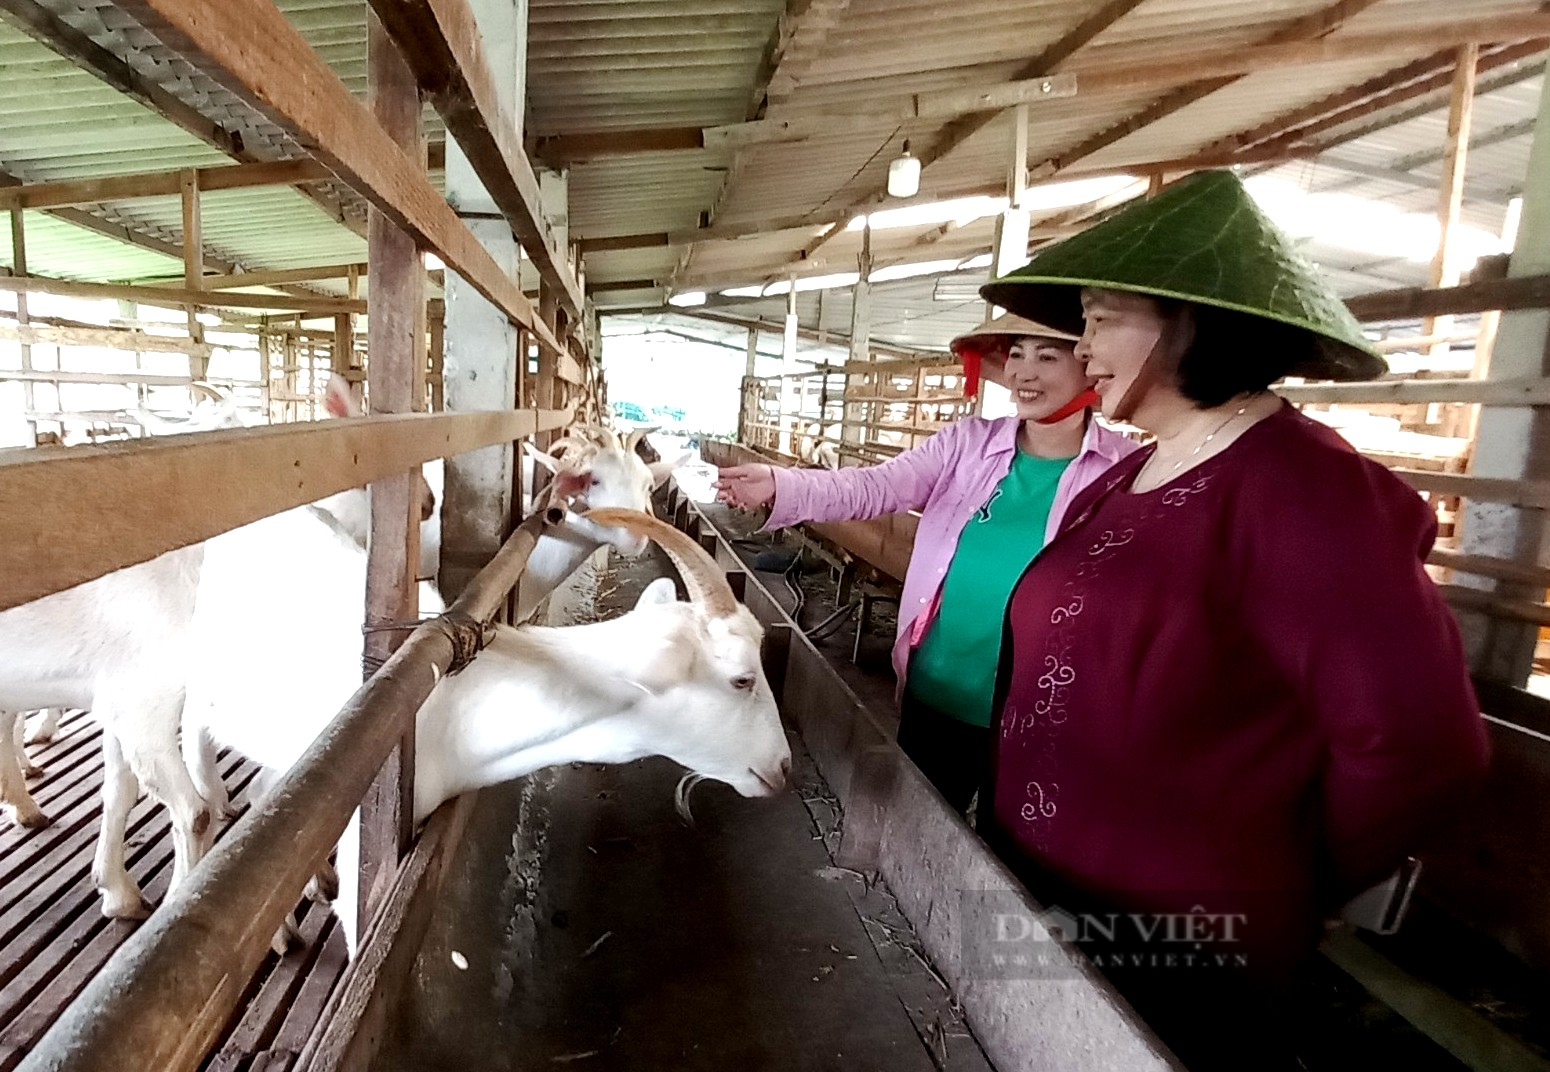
[179,507,790,951]
[0,376,436,916]
[513,424,687,622]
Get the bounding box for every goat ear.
[634,577,678,609]
[523,440,561,474]
[647,450,694,489]
[324,373,361,418]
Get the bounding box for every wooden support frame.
[9,208,37,426]
[365,0,585,322]
[689,14,1550,150]
[1275,376,1550,406]
[0,275,364,315]
[115,0,562,354]
[0,408,570,612]
[359,9,426,922]
[1346,274,1550,321]
[0,159,335,212]
[1421,45,1480,367]
[0,0,366,240]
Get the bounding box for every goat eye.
[591,477,602,487]
[730,673,756,691]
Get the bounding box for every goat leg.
[0,711,48,829]
[25,707,61,745]
[94,732,152,918]
[271,912,304,956]
[305,858,339,906]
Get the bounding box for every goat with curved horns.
[515,425,688,622]
[180,506,789,951]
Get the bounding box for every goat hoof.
[101,894,153,921]
[271,919,303,956]
[306,863,339,905]
[21,763,43,779]
[7,805,49,829]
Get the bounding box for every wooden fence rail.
[0,408,570,611]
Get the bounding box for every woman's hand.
[713,464,777,509]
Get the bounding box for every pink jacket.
[765,416,1137,689]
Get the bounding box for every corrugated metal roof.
[0,0,1541,359]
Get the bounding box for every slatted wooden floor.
[0,711,349,1071]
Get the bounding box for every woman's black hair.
[1157,300,1321,409]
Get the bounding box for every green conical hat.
[980,170,1384,381]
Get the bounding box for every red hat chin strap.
[1035,388,1099,424]
[962,352,982,398]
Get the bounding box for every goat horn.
[582,508,737,619]
[577,422,622,450]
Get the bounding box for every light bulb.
[887,141,920,199]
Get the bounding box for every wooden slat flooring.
[0,712,349,1071]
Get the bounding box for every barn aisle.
[379,548,987,1072]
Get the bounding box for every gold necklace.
[1140,399,1253,485]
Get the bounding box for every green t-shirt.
[907,450,1073,727]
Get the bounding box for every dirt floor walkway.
[378,547,986,1072]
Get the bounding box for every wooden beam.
[0,274,365,314]
[811,0,1148,254]
[0,0,364,238]
[1345,274,1550,321]
[682,309,922,359]
[1215,41,1543,158]
[0,408,571,612]
[197,262,367,291]
[0,323,213,357]
[0,162,344,307]
[9,208,36,422]
[535,127,705,166]
[115,0,561,354]
[1030,0,1386,179]
[294,795,475,1072]
[180,168,206,373]
[1204,48,1465,156]
[1421,45,1479,361]
[1251,42,1547,165]
[0,159,335,212]
[359,9,424,920]
[707,12,1550,152]
[365,0,585,321]
[1429,548,1550,589]
[1394,469,1550,510]
[0,369,200,386]
[583,141,1308,270]
[1276,376,1550,406]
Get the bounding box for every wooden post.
[776,280,797,454]
[360,9,424,921]
[1456,72,1550,686]
[1423,44,1479,378]
[179,168,207,383]
[9,209,36,438]
[427,308,445,412]
[840,223,873,466]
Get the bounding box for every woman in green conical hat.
[978,171,1488,1070]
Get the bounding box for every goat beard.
[673,772,707,825]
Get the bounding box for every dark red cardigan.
[992,404,1490,977]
